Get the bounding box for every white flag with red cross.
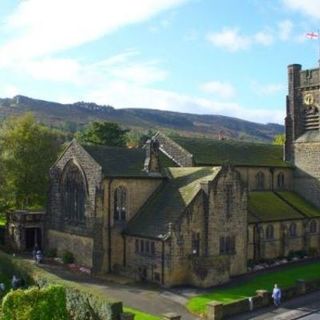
[306,32,320,39]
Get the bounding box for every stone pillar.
[296,279,306,295]
[256,290,269,306]
[162,312,181,320]
[120,312,135,320]
[207,301,223,320]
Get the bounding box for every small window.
[266,225,274,240]
[151,242,155,255]
[140,240,144,253]
[219,237,225,254]
[192,232,200,256]
[256,171,265,190]
[146,241,150,253]
[135,239,139,253]
[114,186,127,222]
[277,173,285,189]
[310,220,317,233]
[289,223,297,237]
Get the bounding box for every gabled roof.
[125,167,221,239]
[248,191,320,223]
[170,136,290,167]
[81,144,157,178]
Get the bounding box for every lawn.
[124,307,160,320]
[187,261,320,315]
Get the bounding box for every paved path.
[32,260,199,320]
[228,290,320,320]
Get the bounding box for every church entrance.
[25,228,42,250]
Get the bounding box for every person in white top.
[272,283,281,307]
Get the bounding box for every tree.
[76,121,129,147]
[272,133,285,145]
[0,113,64,209]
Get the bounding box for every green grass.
[276,192,320,218]
[187,261,320,315]
[124,307,160,320]
[249,192,304,222]
[0,215,6,227]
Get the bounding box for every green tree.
[0,113,64,209]
[272,133,285,145]
[76,121,129,147]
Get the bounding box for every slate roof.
[125,167,221,239]
[81,144,151,177]
[248,191,320,223]
[171,136,290,167]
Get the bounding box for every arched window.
[289,223,297,237]
[277,172,285,189]
[256,172,265,190]
[309,220,317,233]
[266,225,274,240]
[114,186,127,221]
[61,161,86,222]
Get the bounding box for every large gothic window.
[256,171,265,190]
[61,162,86,222]
[114,186,127,222]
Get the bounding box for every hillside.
[0,95,284,142]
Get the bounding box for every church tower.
[285,64,320,208]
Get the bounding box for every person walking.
[272,284,282,307]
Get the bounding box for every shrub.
[62,250,74,264]
[2,285,68,320]
[46,248,57,258]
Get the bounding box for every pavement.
[30,259,199,320]
[228,290,320,320]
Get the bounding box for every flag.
[306,32,319,39]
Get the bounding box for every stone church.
[46,63,320,287]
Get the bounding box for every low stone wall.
[207,279,320,320]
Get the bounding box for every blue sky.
[0,0,320,124]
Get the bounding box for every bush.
[62,250,74,264]
[46,248,57,258]
[2,285,68,320]
[0,250,123,320]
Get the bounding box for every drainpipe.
[107,178,113,273]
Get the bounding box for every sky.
[1,1,320,124]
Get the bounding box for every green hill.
[0,95,284,142]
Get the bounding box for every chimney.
[144,138,161,174]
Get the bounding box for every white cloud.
[207,28,251,52]
[278,20,293,40]
[254,30,274,46]
[207,28,275,52]
[251,81,285,96]
[0,0,187,65]
[0,85,19,98]
[282,0,320,19]
[200,81,236,99]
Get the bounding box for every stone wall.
[100,177,163,273]
[47,229,94,267]
[236,167,293,192]
[294,141,320,208]
[208,167,248,277]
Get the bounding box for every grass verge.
[124,307,160,320]
[187,261,320,315]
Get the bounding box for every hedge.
[0,250,122,320]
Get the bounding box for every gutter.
[107,178,113,272]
